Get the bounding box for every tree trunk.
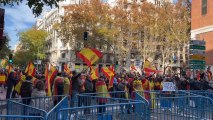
[182,44,186,64]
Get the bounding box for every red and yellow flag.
[90,66,99,80]
[102,67,114,88]
[109,65,115,74]
[45,64,57,96]
[77,48,103,66]
[0,74,6,84]
[45,64,51,96]
[64,63,71,75]
[25,62,36,76]
[49,65,57,87]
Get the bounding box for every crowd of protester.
[0,66,213,108]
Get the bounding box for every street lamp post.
[101,39,116,66]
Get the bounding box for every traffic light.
[83,32,88,41]
[115,61,118,69]
[9,54,13,63]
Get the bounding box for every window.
[202,0,207,15]
[61,53,66,58]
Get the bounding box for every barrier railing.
[46,96,69,120]
[0,115,45,120]
[10,95,65,112]
[0,100,7,116]
[135,90,213,120]
[1,90,212,120]
[187,90,213,100]
[57,101,148,120]
[6,100,46,120]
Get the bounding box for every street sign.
[190,55,205,60]
[190,45,205,50]
[190,50,205,55]
[190,40,205,45]
[190,65,205,69]
[189,60,205,65]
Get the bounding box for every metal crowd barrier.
[10,95,65,112]
[135,90,213,120]
[0,100,7,117]
[57,94,149,120]
[0,115,45,120]
[46,96,69,120]
[0,96,68,120]
[187,90,213,100]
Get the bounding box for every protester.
[20,75,33,105]
[96,76,109,113]
[71,71,81,107]
[31,80,47,110]
[6,70,19,99]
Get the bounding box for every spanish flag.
[144,60,162,76]
[25,62,36,76]
[0,74,6,84]
[143,60,154,72]
[14,73,26,94]
[90,66,98,80]
[6,65,13,73]
[109,65,115,74]
[77,48,103,66]
[45,64,57,96]
[45,64,51,96]
[102,67,114,88]
[64,63,71,75]
[49,65,57,87]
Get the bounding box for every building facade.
[36,0,79,71]
[191,0,213,66]
[36,0,175,72]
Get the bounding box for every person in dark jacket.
[83,75,94,114]
[6,70,19,99]
[20,75,33,105]
[71,71,81,107]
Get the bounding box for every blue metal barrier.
[10,95,65,112]
[57,101,148,120]
[135,90,213,120]
[188,90,213,100]
[0,100,7,116]
[0,115,45,120]
[7,100,47,118]
[46,96,69,120]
